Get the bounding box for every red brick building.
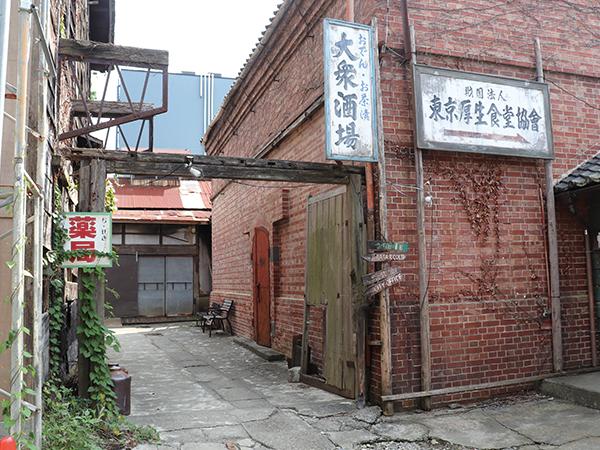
[203,0,600,411]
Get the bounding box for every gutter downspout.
[0,0,11,173]
[357,302,372,408]
[32,0,51,446]
[585,230,598,367]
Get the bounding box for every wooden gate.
[253,227,271,347]
[305,183,365,397]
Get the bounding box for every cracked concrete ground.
[107,323,600,450]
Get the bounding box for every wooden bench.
[197,300,233,337]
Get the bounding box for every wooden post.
[372,17,394,416]
[90,159,107,322]
[77,159,107,398]
[409,26,432,411]
[535,38,563,372]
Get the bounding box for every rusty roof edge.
[203,1,290,149]
[554,149,600,193]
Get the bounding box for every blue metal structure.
[117,70,234,154]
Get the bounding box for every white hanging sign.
[324,18,378,162]
[61,212,113,268]
[414,64,554,159]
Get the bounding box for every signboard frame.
[61,212,113,268]
[413,64,554,159]
[324,18,378,162]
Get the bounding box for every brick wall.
[205,0,600,409]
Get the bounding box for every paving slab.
[326,429,380,448]
[415,409,532,449]
[554,437,600,450]
[242,410,336,450]
[487,399,600,446]
[370,421,429,441]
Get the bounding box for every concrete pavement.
[107,322,600,450]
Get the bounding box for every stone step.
[538,372,600,410]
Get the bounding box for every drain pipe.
[357,302,372,408]
[585,230,598,367]
[0,0,11,172]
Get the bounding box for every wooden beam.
[68,149,364,185]
[72,100,155,118]
[535,38,563,372]
[372,17,394,417]
[59,39,168,66]
[381,366,600,402]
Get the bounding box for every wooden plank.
[59,39,168,66]
[372,17,393,416]
[361,252,406,262]
[69,148,365,174]
[362,266,401,286]
[72,100,155,118]
[535,39,562,373]
[68,148,364,184]
[111,162,353,184]
[382,372,553,402]
[362,272,404,298]
[367,240,409,252]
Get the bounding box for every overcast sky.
[114,0,282,78]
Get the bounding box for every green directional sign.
[367,240,409,252]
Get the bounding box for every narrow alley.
[108,323,600,450]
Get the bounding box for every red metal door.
[253,227,271,347]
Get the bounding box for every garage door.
[138,256,194,316]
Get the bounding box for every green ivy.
[47,186,120,412]
[77,266,120,409]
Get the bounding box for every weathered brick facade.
[204,0,600,410]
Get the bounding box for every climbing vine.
[433,161,504,302]
[77,266,120,409]
[45,182,120,412]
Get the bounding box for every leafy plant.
[42,382,160,450]
[77,266,120,409]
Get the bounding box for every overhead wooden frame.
[58,39,168,142]
[68,149,365,185]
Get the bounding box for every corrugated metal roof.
[112,209,210,224]
[555,152,600,193]
[113,178,212,210]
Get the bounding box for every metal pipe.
[585,230,598,367]
[0,0,11,175]
[4,111,45,141]
[33,0,50,443]
[539,188,552,313]
[11,0,33,439]
[32,194,43,449]
[0,387,39,414]
[401,0,411,60]
[357,302,371,408]
[30,4,56,78]
[346,0,354,22]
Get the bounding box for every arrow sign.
[362,266,402,286]
[443,129,530,144]
[362,272,404,297]
[361,252,406,262]
[367,240,408,252]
